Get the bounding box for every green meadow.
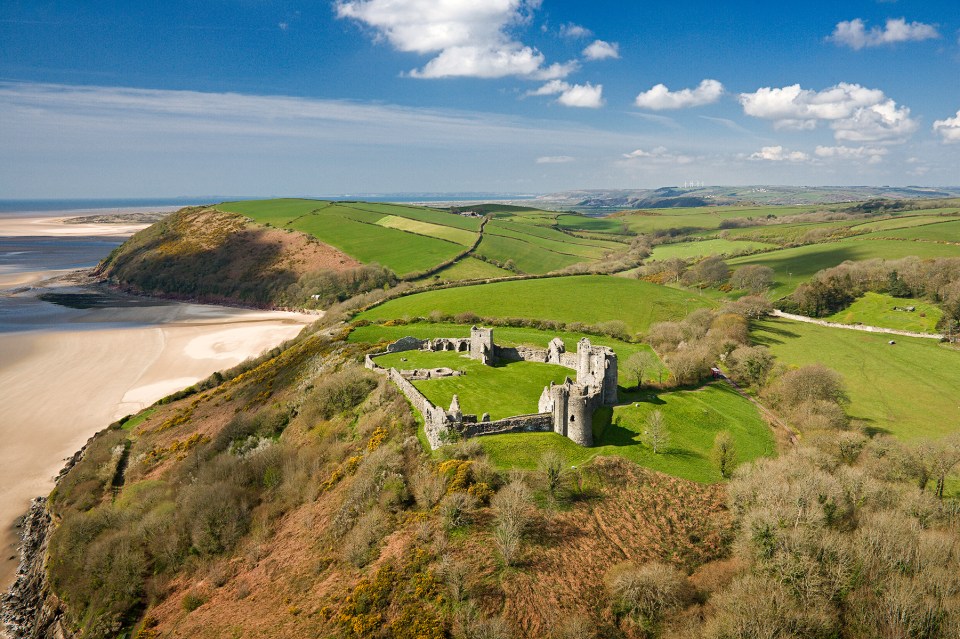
[823,292,943,334]
[651,238,776,261]
[356,275,713,335]
[373,350,571,420]
[752,318,960,440]
[728,239,960,296]
[473,383,774,483]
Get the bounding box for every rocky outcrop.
[0,498,70,639]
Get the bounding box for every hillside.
[97,206,392,308]
[6,194,960,639]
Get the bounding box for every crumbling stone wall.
[461,413,553,438]
[368,328,619,449]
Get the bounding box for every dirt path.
[770,309,945,340]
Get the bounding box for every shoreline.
[0,211,318,591]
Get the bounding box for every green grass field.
[373,350,571,420]
[650,238,776,261]
[356,275,713,335]
[349,322,669,383]
[474,233,584,274]
[866,219,960,243]
[753,318,960,440]
[728,239,960,297]
[429,257,513,282]
[218,198,480,276]
[823,292,943,333]
[473,383,774,483]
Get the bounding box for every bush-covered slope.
[97,207,393,308]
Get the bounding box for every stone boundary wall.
[462,413,552,438]
[385,368,449,449]
[771,309,944,340]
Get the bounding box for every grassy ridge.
[356,275,713,334]
[753,317,960,440]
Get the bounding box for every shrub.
[604,561,690,621]
[439,492,477,530]
[305,367,378,420]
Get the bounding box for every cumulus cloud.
[536,155,574,164]
[739,82,917,142]
[749,146,811,162]
[814,145,888,164]
[528,80,604,108]
[933,110,960,143]
[335,0,573,80]
[559,23,591,38]
[829,18,940,50]
[622,146,696,164]
[634,79,723,110]
[582,40,619,60]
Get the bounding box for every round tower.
[566,385,593,447]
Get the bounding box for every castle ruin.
[364,327,617,449]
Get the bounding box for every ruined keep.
[364,327,618,449]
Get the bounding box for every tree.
[539,450,567,498]
[774,364,848,408]
[916,436,960,499]
[712,431,737,478]
[626,351,658,389]
[727,345,775,388]
[644,410,670,454]
[731,265,775,294]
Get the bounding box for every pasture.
[728,239,960,297]
[355,275,713,335]
[474,383,774,483]
[823,292,943,334]
[752,318,960,441]
[650,238,776,261]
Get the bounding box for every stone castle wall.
[368,328,618,450]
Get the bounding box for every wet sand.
[0,212,317,589]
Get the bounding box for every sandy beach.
[0,211,317,589]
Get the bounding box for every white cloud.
[559,23,591,38]
[634,79,723,110]
[622,146,696,164]
[582,40,619,61]
[829,17,940,50]
[933,110,960,143]
[536,155,574,164]
[528,80,604,108]
[814,145,888,164]
[739,82,917,143]
[335,0,571,80]
[749,146,810,162]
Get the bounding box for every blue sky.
[1,0,958,197]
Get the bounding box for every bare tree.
[626,351,658,390]
[731,265,775,294]
[644,410,670,454]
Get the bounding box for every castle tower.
[470,326,494,364]
[602,351,618,405]
[566,384,593,447]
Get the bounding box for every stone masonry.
[364,327,617,449]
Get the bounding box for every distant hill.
[531,185,960,210]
